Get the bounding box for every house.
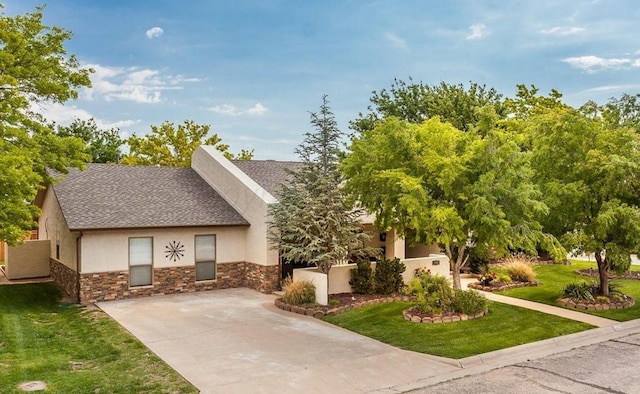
[28,146,443,304]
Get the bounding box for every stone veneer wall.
[246,263,280,293]
[79,261,279,304]
[50,258,79,302]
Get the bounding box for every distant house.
[34,146,440,304]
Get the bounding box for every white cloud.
[562,55,638,73]
[245,103,268,115]
[541,26,585,36]
[466,24,487,40]
[384,32,408,50]
[82,63,199,104]
[146,27,164,39]
[29,101,139,133]
[207,103,268,116]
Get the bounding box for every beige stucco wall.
[37,186,79,270]
[298,254,451,296]
[5,240,51,279]
[406,242,442,259]
[79,226,247,274]
[192,146,278,267]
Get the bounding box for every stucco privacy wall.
[5,240,51,279]
[297,254,451,296]
[192,146,279,267]
[38,186,78,270]
[80,226,247,273]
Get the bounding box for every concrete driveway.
[97,288,460,393]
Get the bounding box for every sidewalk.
[460,277,617,327]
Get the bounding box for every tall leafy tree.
[0,5,92,245]
[343,107,564,289]
[528,106,640,296]
[121,120,253,167]
[350,79,504,134]
[56,118,123,163]
[268,95,373,277]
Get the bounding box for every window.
[195,235,216,281]
[129,237,153,286]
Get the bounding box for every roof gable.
[52,164,249,230]
[232,160,303,197]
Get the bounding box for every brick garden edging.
[402,307,488,324]
[557,296,635,311]
[274,295,414,318]
[467,281,538,292]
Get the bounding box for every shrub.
[477,265,497,286]
[495,272,512,284]
[409,273,454,314]
[282,279,316,305]
[562,282,594,302]
[452,289,487,315]
[374,257,406,295]
[504,261,536,283]
[349,259,374,294]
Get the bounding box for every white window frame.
[195,234,216,281]
[129,237,153,287]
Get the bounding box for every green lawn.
[0,283,197,393]
[498,261,640,322]
[322,301,592,359]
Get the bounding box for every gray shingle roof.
[52,164,249,230]
[232,160,303,196]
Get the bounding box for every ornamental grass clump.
[282,278,316,306]
[504,260,537,283]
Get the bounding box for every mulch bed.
[274,293,414,318]
[467,281,538,292]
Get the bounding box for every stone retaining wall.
[274,295,414,318]
[403,307,488,324]
[557,296,635,311]
[50,258,79,302]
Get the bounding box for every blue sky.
[4,1,640,160]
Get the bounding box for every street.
[414,333,640,393]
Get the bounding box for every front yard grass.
[0,283,197,393]
[498,261,640,322]
[322,301,592,359]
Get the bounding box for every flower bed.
[467,281,538,292]
[274,293,414,318]
[557,296,635,311]
[402,306,488,324]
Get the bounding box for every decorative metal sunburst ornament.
[164,240,185,262]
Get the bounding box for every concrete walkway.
[459,277,618,327]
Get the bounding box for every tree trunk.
[594,250,609,297]
[451,245,466,290]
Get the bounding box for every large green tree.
[0,5,92,245]
[268,95,373,277]
[350,79,505,134]
[56,118,123,163]
[528,106,640,296]
[343,108,564,289]
[121,120,253,167]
